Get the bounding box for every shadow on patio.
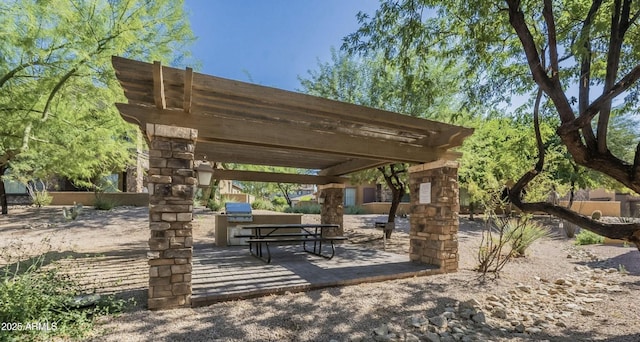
[191,244,440,307]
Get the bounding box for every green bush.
[251,198,274,210]
[32,191,53,207]
[0,255,132,341]
[26,181,52,207]
[207,199,223,211]
[344,206,366,215]
[271,197,288,207]
[575,230,605,245]
[94,195,118,210]
[284,204,322,214]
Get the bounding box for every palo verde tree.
[344,0,640,247]
[0,0,194,214]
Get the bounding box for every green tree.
[228,164,311,207]
[343,0,640,246]
[0,0,194,214]
[300,49,469,237]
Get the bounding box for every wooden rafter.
[116,103,448,164]
[318,159,390,176]
[183,67,193,113]
[211,169,348,184]
[112,56,474,179]
[152,61,166,110]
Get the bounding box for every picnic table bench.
[235,224,348,263]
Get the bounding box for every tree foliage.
[300,49,469,231]
[0,0,194,213]
[343,0,640,246]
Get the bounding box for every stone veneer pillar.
[318,183,345,237]
[408,160,459,272]
[146,124,197,310]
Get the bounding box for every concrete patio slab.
[192,244,440,307]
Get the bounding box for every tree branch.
[559,63,640,134]
[505,0,575,124]
[597,0,627,153]
[41,67,77,122]
[542,0,558,79]
[633,142,640,181]
[577,0,603,149]
[510,88,640,249]
[0,60,48,88]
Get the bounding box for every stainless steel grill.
[224,202,253,222]
[225,202,253,245]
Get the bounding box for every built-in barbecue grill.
[224,202,253,245]
[224,202,253,222]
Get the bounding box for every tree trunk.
[378,164,407,239]
[277,183,293,208]
[386,184,403,239]
[0,164,7,215]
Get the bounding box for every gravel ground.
[1,206,639,341]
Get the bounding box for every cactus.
[62,202,83,220]
[591,210,602,220]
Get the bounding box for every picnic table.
[235,224,348,263]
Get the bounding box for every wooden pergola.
[112,56,472,183]
[112,56,474,310]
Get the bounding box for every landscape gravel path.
[1,206,639,341]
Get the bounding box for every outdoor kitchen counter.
[212,210,303,247]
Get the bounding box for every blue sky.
[184,0,380,92]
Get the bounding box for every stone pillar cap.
[409,160,459,173]
[147,123,198,140]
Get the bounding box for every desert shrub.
[206,199,223,211]
[503,218,550,256]
[344,206,366,215]
[562,220,578,238]
[32,191,53,207]
[94,194,118,210]
[251,198,274,210]
[476,215,549,277]
[26,180,52,207]
[206,196,237,212]
[591,210,603,220]
[575,230,605,245]
[271,197,287,207]
[285,204,322,214]
[0,247,132,340]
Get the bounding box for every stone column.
[146,124,197,310]
[318,183,344,237]
[408,160,459,273]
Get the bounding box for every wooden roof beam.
[116,103,445,164]
[183,67,193,113]
[318,159,390,176]
[111,57,469,138]
[152,61,166,110]
[194,144,343,169]
[211,169,348,185]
